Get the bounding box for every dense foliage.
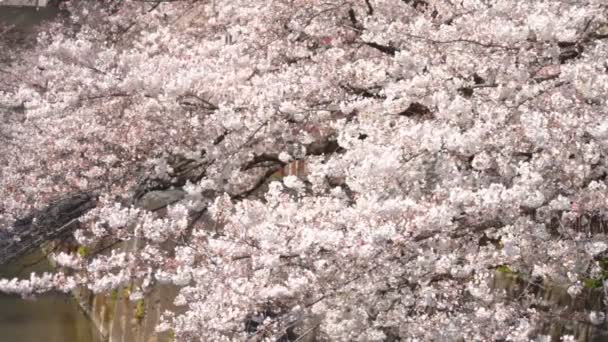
[2,0,608,340]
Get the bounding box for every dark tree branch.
[340,83,385,99]
[178,93,218,111]
[364,0,374,15]
[364,42,400,56]
[306,138,343,156]
[232,167,283,201]
[213,130,228,145]
[401,0,429,11]
[241,154,285,171]
[348,8,359,28]
[398,102,432,118]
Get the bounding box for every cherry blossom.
[1,0,608,340]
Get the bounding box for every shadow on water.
[0,251,103,342]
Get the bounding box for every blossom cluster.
[1,0,608,340]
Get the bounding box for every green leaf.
[135,299,145,320]
[77,246,88,257]
[496,265,515,274]
[584,278,603,289]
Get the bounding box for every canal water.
[0,5,103,342]
[0,5,59,31]
[0,253,103,342]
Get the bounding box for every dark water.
[0,6,60,31]
[0,4,62,64]
[0,253,103,342]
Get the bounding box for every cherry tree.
[1,0,608,340]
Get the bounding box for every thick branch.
[0,192,97,266]
[364,41,399,56]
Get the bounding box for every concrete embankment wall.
[43,237,178,342]
[43,190,187,342]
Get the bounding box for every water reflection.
[0,253,102,342]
